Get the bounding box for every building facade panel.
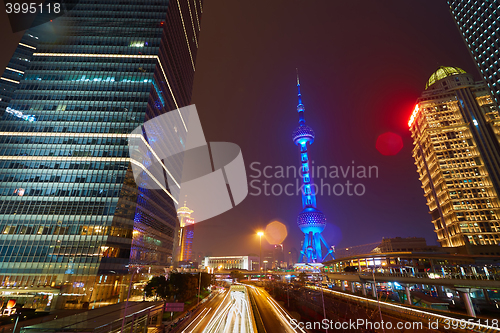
[447,1,500,105]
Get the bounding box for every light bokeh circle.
[264,221,288,245]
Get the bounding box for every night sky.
[0,1,481,260]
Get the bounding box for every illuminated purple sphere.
[297,208,327,234]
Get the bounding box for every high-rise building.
[447,1,500,105]
[196,251,204,264]
[292,74,334,263]
[272,244,285,269]
[408,66,500,252]
[287,248,298,267]
[0,0,202,310]
[176,203,195,264]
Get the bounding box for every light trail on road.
[246,284,307,333]
[182,308,211,333]
[201,286,255,333]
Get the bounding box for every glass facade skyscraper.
[409,66,500,253]
[447,1,499,105]
[0,34,39,116]
[0,0,201,310]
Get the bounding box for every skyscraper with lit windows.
[408,66,500,253]
[176,203,195,264]
[447,1,499,105]
[0,0,201,310]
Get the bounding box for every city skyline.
[0,1,498,329]
[0,1,493,259]
[189,1,486,258]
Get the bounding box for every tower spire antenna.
[296,68,303,106]
[296,69,305,125]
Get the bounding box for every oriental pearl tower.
[292,73,334,263]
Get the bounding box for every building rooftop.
[177,205,194,215]
[425,66,466,90]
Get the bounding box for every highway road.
[175,285,256,333]
[199,285,254,333]
[246,284,308,333]
[175,284,311,333]
[169,288,229,333]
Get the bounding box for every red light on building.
[408,104,420,127]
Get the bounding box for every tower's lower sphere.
[297,208,326,234]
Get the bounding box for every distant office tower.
[292,74,334,263]
[196,251,204,264]
[408,66,500,252]
[288,248,298,267]
[447,1,500,105]
[263,251,273,270]
[0,0,201,310]
[272,244,284,268]
[177,203,195,263]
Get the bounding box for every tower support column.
[483,289,491,303]
[405,286,412,305]
[458,289,476,317]
[371,282,377,298]
[436,285,446,298]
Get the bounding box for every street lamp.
[257,231,264,273]
[263,260,268,272]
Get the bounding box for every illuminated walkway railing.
[324,271,500,292]
[307,286,500,333]
[365,272,500,281]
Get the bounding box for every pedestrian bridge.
[326,271,500,289]
[217,270,500,289]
